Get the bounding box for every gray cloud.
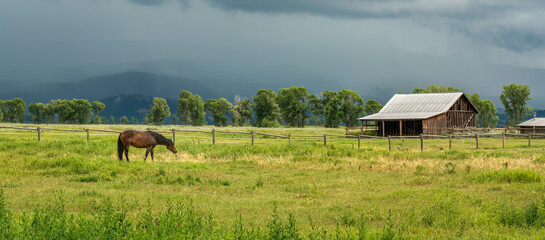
[128,0,190,8]
[202,0,545,52]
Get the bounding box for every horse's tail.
[117,133,124,160]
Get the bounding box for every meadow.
[1,123,545,239]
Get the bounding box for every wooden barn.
[517,117,545,134]
[359,92,479,136]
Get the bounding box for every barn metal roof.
[359,92,471,121]
[517,118,545,127]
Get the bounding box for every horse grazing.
[117,130,177,162]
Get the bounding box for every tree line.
[0,83,534,128]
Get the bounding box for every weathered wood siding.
[423,113,448,135]
[446,96,477,128]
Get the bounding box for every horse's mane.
[149,131,172,145]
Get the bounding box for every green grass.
[1,123,545,239]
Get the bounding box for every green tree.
[412,85,461,93]
[91,101,106,124]
[364,100,383,115]
[232,96,253,127]
[52,99,75,124]
[0,99,26,123]
[43,103,55,123]
[130,117,136,125]
[205,98,233,127]
[277,86,309,127]
[119,116,129,125]
[177,90,193,125]
[147,97,171,125]
[177,90,205,126]
[500,83,533,126]
[190,94,206,126]
[13,98,26,123]
[470,93,499,128]
[51,99,92,124]
[171,115,179,125]
[308,91,341,128]
[71,99,93,124]
[28,103,45,124]
[253,89,280,127]
[110,116,116,124]
[337,90,364,128]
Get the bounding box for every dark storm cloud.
[202,0,545,52]
[128,0,190,8]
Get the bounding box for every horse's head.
[167,140,178,154]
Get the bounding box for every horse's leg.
[150,146,156,161]
[144,149,150,161]
[125,146,130,162]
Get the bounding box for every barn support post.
[37,127,41,141]
[399,120,402,136]
[382,121,385,137]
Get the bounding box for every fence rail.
[0,125,543,151]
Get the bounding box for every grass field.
[2,123,545,239]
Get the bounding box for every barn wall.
[446,96,477,128]
[423,114,448,135]
[519,127,545,134]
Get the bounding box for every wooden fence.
[0,125,543,151]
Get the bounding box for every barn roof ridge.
[359,92,478,121]
[517,117,545,127]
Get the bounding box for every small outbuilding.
[517,117,545,134]
[359,92,479,136]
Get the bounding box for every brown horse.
[117,130,177,162]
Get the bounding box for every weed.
[255,176,264,188]
[477,169,541,184]
[445,162,456,174]
[414,165,425,175]
[70,175,99,183]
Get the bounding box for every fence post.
[171,129,175,144]
[37,127,41,141]
[388,135,391,151]
[288,134,291,145]
[324,134,327,148]
[528,133,531,147]
[420,134,423,151]
[502,133,505,149]
[358,135,361,150]
[212,129,216,145]
[251,131,255,146]
[86,128,90,142]
[448,134,452,150]
[475,134,479,149]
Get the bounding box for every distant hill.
[0,72,219,104]
[98,94,178,123]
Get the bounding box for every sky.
[1,0,545,108]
